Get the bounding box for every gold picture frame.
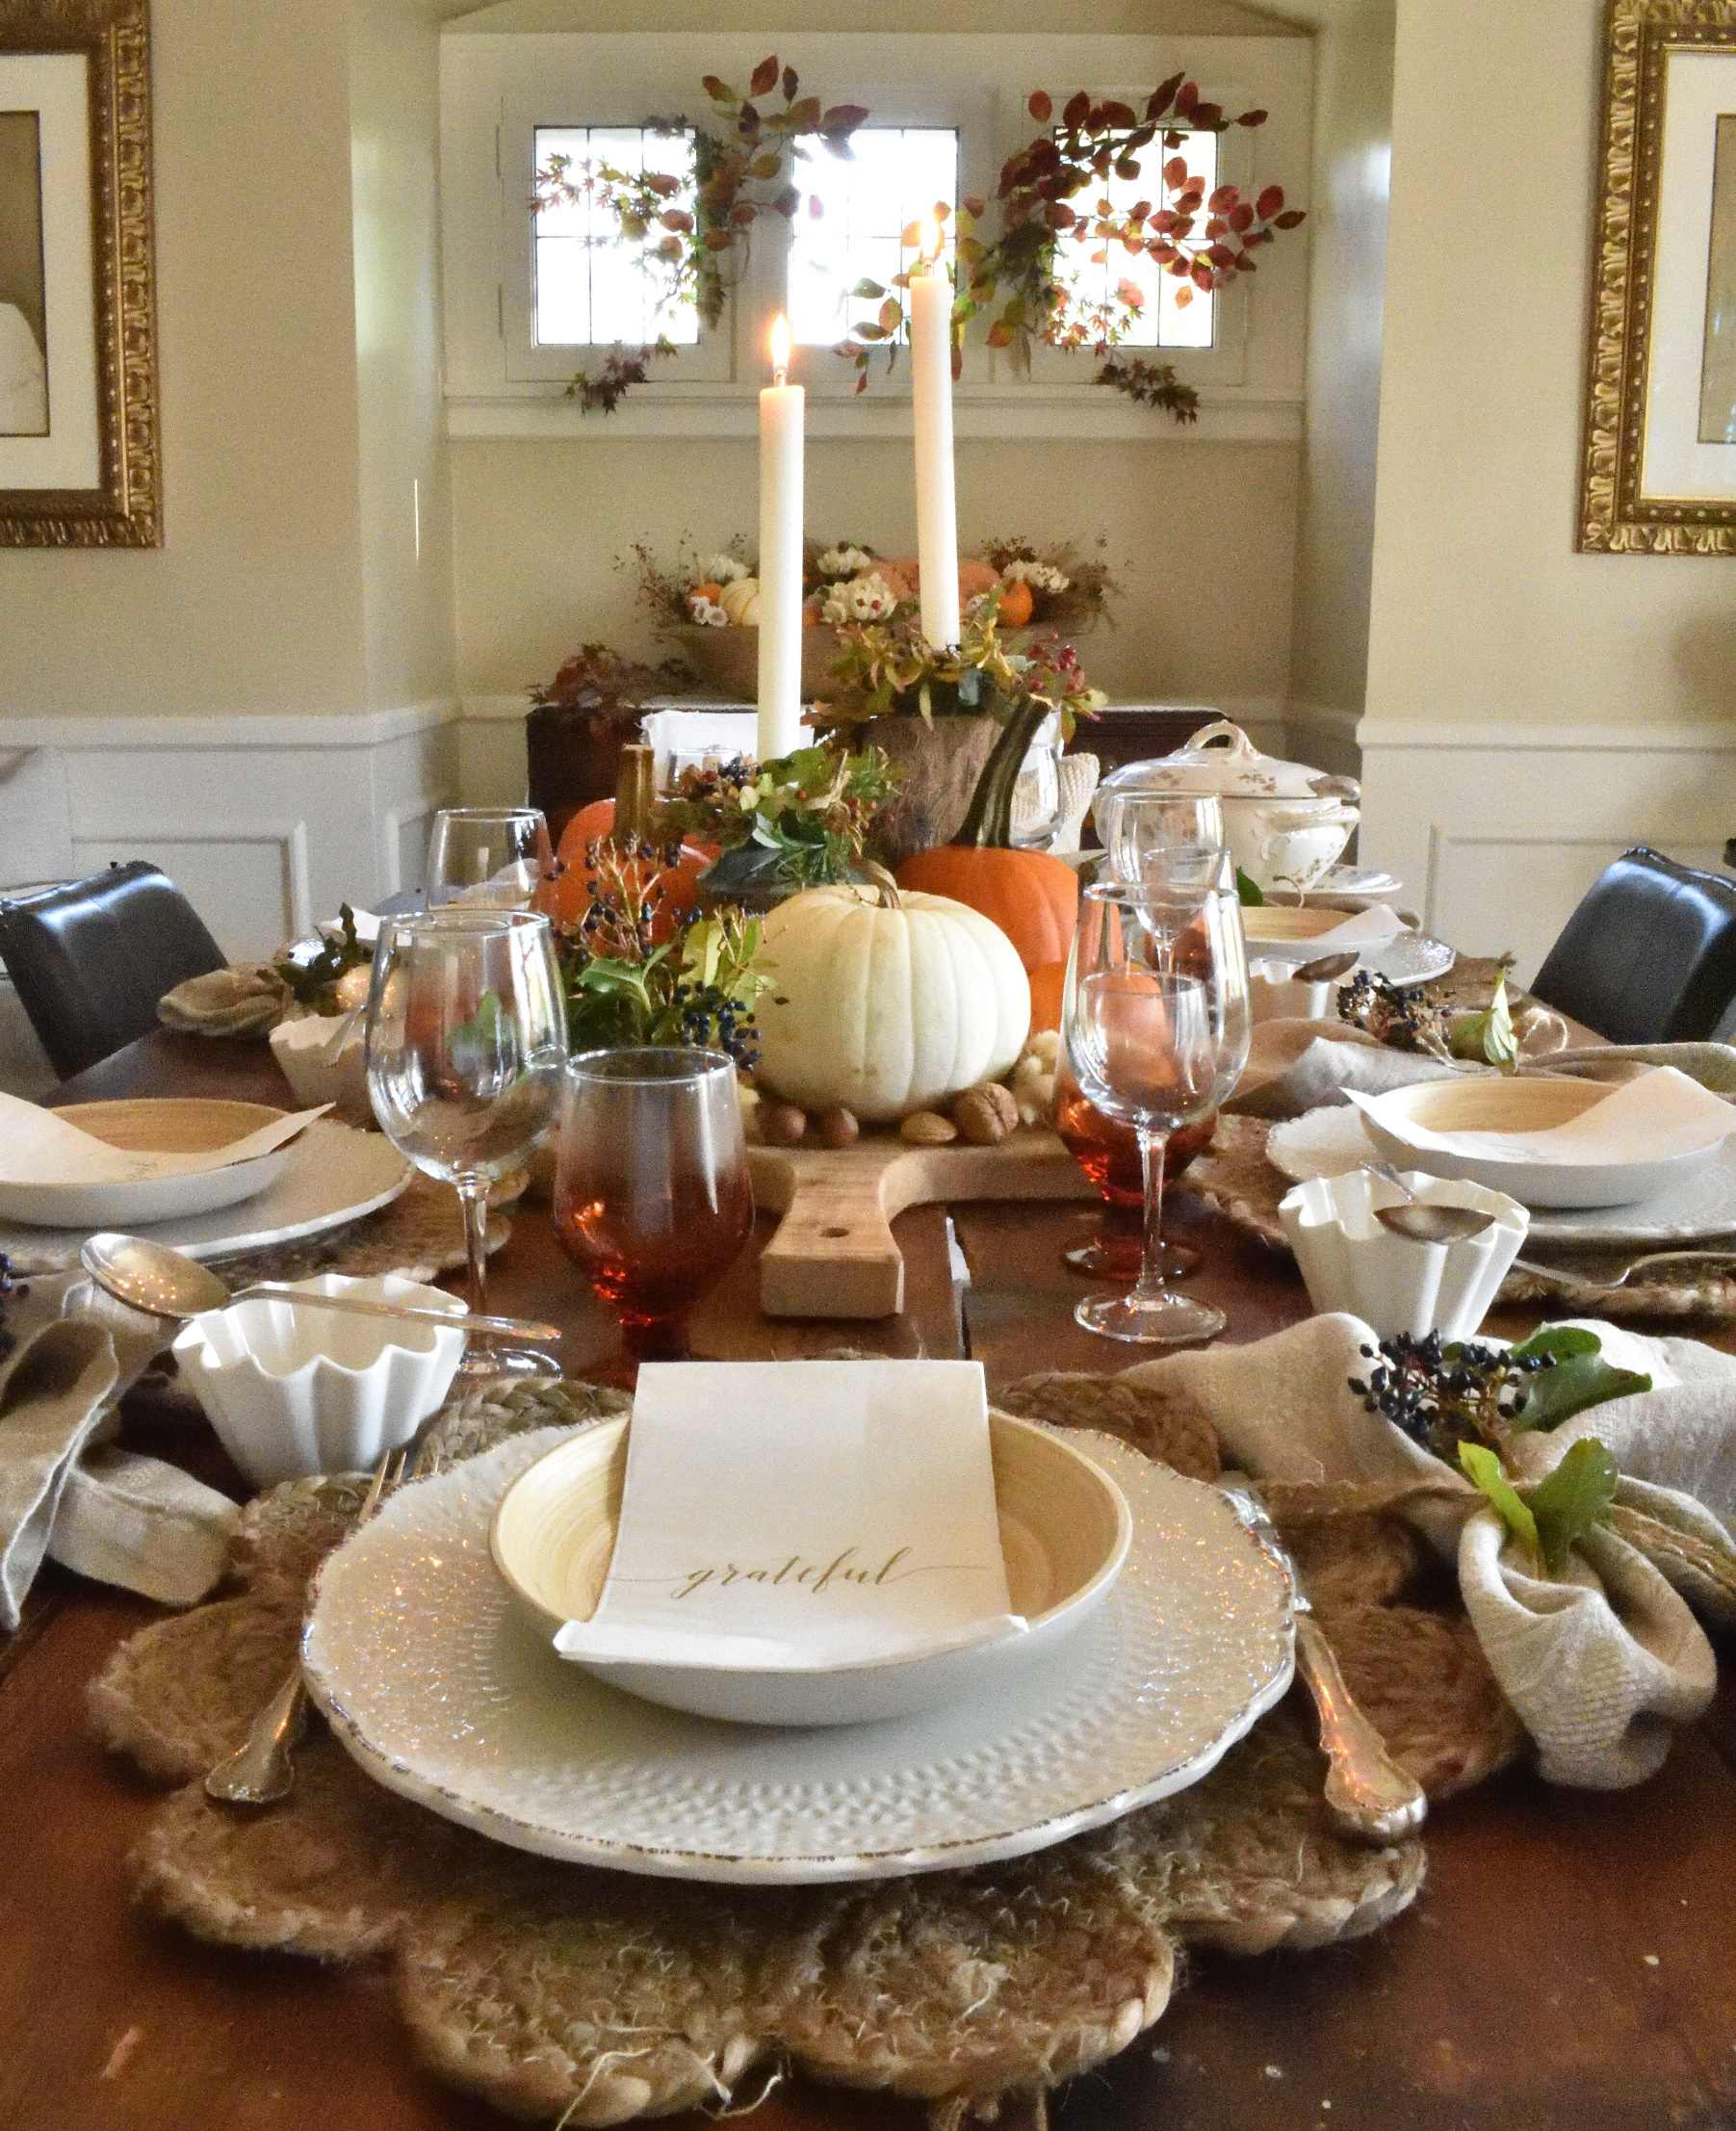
[1580,0,1736,552]
[0,0,160,547]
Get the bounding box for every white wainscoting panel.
[1356,720,1736,983]
[457,697,531,808]
[0,707,460,960]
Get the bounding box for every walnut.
[899,1110,958,1146]
[951,1082,1018,1146]
[815,1107,860,1149]
[757,1100,808,1146]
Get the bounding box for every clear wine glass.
[426,807,556,911]
[1064,878,1247,1344]
[1101,792,1229,889]
[365,909,568,1378]
[553,1048,753,1380]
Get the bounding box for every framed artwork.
[1580,0,1736,552]
[0,0,159,546]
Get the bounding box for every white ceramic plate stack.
[302,1425,1296,1885]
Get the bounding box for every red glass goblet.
[554,1049,753,1379]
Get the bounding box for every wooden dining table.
[3,1028,1734,2131]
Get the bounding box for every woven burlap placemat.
[88,1373,1528,2128]
[1188,1114,1736,1324]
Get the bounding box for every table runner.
[86,1371,1532,2128]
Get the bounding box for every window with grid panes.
[1050,129,1218,351]
[531,125,700,347]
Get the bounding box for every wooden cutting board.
[747,1128,1097,1319]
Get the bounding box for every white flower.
[1001,558,1069,592]
[697,552,750,585]
[816,545,875,580]
[833,571,899,623]
[687,594,729,626]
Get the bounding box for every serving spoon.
[1291,949,1360,984]
[1358,1159,1497,1245]
[80,1232,561,1346]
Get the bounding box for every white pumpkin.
[754,884,1031,1123]
[718,576,761,627]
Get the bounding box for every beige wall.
[451,436,1301,705]
[1286,0,1392,726]
[453,0,1295,36]
[0,0,458,725]
[0,0,371,719]
[1364,0,1736,733]
[350,0,459,714]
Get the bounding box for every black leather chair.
[0,862,226,1080]
[1529,847,1736,1045]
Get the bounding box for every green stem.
[952,698,1051,849]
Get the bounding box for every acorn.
[816,1106,860,1149]
[757,1100,808,1146]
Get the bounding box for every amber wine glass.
[365,909,568,1378]
[554,1049,754,1374]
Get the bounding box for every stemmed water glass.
[365,909,569,1378]
[1100,792,1229,888]
[553,1049,754,1380]
[1064,878,1250,1344]
[426,807,556,911]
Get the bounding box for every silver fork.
[1512,1247,1736,1292]
[1222,1478,1428,1845]
[205,1442,429,1806]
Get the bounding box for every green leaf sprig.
[1448,962,1517,1069]
[272,905,372,1013]
[1460,1437,1620,1576]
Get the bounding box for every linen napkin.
[0,1089,329,1187]
[1121,1314,1736,1789]
[553,1360,1024,1670]
[158,963,294,1038]
[0,1284,237,1628]
[1229,1022,1464,1120]
[1348,1065,1736,1167]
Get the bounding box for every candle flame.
[769,313,790,382]
[920,215,940,261]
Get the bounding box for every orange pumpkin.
[894,846,1078,974]
[997,579,1033,628]
[1027,959,1067,1032]
[550,800,715,936]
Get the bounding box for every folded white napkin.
[1349,1066,1735,1167]
[554,1359,1024,1671]
[1123,1313,1735,1789]
[0,1090,328,1187]
[1245,904,1404,958]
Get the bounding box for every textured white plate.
[0,1145,292,1230]
[302,1426,1295,1884]
[0,1120,411,1274]
[1268,1103,1736,1245]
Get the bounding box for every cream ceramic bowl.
[490,1411,1134,1727]
[0,1098,296,1230]
[269,1014,369,1119]
[1357,1076,1730,1209]
[173,1273,468,1487]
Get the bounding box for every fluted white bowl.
[173,1273,468,1487]
[1280,1168,1528,1342]
[269,1014,369,1118]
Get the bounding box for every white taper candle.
[757,314,806,763]
[909,226,961,651]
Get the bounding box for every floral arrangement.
[630,535,1116,637]
[537,58,1303,418]
[819,596,1106,737]
[530,639,694,716]
[558,837,770,1067]
[661,743,900,891]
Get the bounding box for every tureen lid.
[1098,719,1360,803]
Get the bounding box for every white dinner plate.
[1268,1102,1736,1246]
[0,1119,412,1274]
[1245,926,1455,988]
[0,1146,292,1230]
[302,1426,1295,1885]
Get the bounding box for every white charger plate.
[0,1119,411,1274]
[0,1145,292,1230]
[301,1426,1295,1885]
[1319,865,1403,898]
[1269,1103,1736,1246]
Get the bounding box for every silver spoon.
[1292,949,1360,984]
[81,1231,562,1346]
[1359,1159,1497,1244]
